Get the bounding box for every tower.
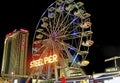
[1,29,29,78]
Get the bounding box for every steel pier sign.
[30,54,58,68]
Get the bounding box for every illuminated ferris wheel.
[31,0,94,81]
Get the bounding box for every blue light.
[71,31,78,36]
[69,17,78,25]
[49,2,54,7]
[72,18,77,22]
[69,47,74,50]
[70,17,77,23]
[61,5,64,11]
[48,12,51,17]
[71,53,79,66]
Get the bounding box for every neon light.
[21,34,25,51]
[30,54,58,68]
[20,29,28,32]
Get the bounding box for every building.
[105,56,120,72]
[1,29,29,78]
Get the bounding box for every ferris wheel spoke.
[54,11,63,31]
[59,16,71,35]
[46,27,51,34]
[58,17,78,34]
[58,32,83,40]
[52,5,58,31]
[58,41,78,52]
[33,43,46,54]
[56,11,71,33]
[40,47,49,58]
[48,20,53,33]
[49,3,64,32]
[63,46,73,62]
[62,19,81,35]
[38,31,49,37]
[68,24,81,34]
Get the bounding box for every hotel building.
[1,29,29,78]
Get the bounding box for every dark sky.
[0,0,120,74]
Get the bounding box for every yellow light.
[30,54,58,68]
[53,54,58,62]
[48,56,54,63]
[44,57,49,64]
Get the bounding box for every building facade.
[1,29,29,78]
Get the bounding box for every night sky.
[0,0,120,75]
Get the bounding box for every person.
[61,75,66,83]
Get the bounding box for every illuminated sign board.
[105,67,118,72]
[30,54,58,68]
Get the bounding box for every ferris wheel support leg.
[54,63,58,81]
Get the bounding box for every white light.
[14,79,18,83]
[11,72,14,75]
[104,77,120,83]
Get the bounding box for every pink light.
[20,29,28,32]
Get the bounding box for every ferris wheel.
[31,0,94,81]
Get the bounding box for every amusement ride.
[29,0,94,81]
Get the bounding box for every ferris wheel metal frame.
[30,0,94,81]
